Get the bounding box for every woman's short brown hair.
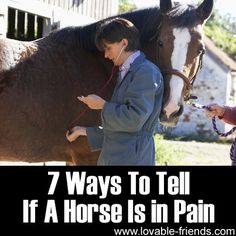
[95,17,140,52]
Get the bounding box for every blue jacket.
[86,52,163,165]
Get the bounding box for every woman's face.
[103,40,127,66]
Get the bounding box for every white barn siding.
[36,0,118,21]
[0,1,8,36]
[0,0,119,37]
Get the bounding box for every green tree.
[119,0,137,13]
[205,8,236,61]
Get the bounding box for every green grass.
[154,134,182,165]
[154,135,231,166]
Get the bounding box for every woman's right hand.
[205,104,225,118]
[66,126,87,142]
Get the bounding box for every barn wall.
[36,0,119,28]
[36,0,118,20]
[0,1,8,36]
[227,72,236,105]
[0,0,118,38]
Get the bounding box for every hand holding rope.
[191,102,236,166]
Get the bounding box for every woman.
[66,17,164,165]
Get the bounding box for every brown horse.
[0,0,213,165]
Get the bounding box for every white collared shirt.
[118,50,140,83]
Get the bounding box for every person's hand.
[66,126,87,142]
[78,95,106,110]
[205,104,225,118]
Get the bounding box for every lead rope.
[193,103,236,166]
[211,116,236,166]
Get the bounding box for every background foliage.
[205,9,236,61]
[118,0,136,13]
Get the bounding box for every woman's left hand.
[66,126,87,142]
[205,104,225,118]
[78,94,106,110]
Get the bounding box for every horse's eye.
[157,40,163,47]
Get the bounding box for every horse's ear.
[196,0,214,23]
[160,0,174,14]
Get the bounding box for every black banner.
[0,166,235,235]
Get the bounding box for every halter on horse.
[154,0,213,127]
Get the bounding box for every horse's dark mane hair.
[47,22,98,51]
[47,7,161,51]
[47,2,199,50]
[168,2,200,28]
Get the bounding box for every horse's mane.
[47,2,199,51]
[167,3,200,28]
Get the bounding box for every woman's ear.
[122,38,128,48]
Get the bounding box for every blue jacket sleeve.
[101,65,163,132]
[86,126,104,151]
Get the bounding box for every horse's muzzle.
[159,105,184,127]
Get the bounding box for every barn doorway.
[7,7,45,41]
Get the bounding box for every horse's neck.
[142,40,158,65]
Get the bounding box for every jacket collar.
[128,52,146,73]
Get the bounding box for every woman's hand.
[78,95,106,110]
[66,126,87,142]
[205,104,225,118]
